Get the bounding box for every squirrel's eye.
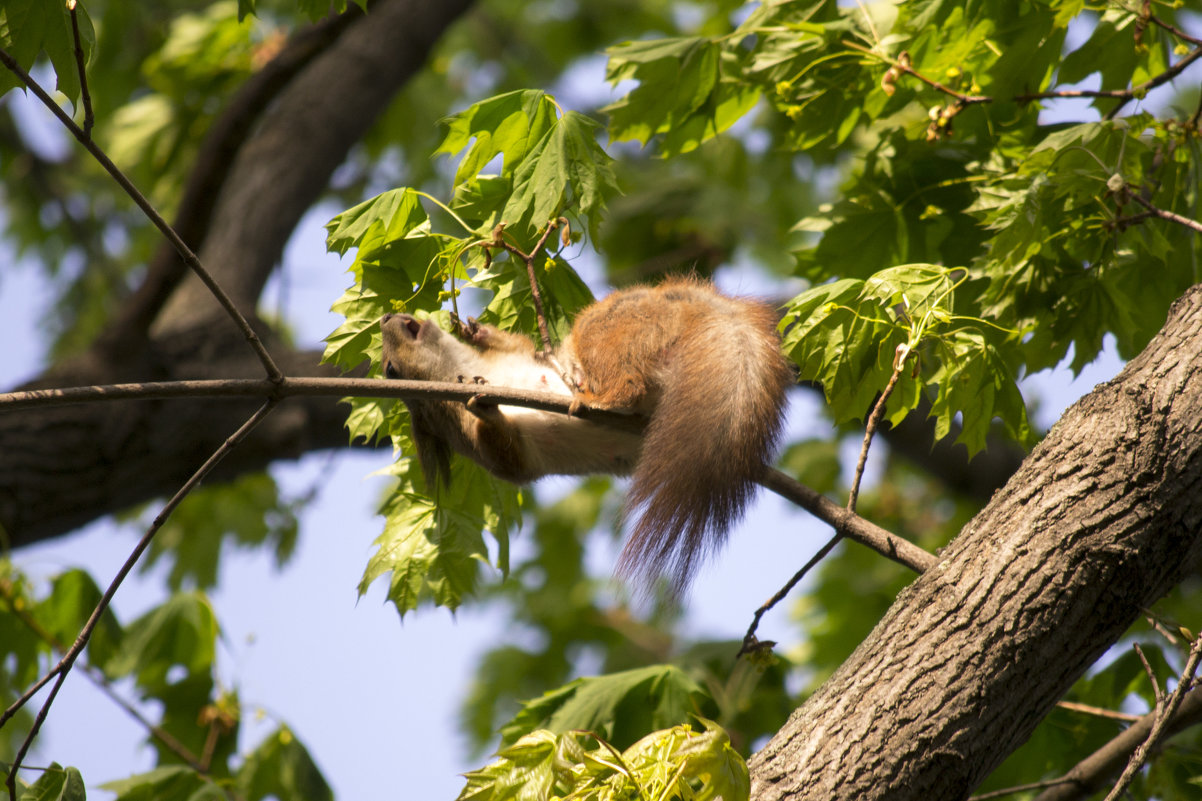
[384,361,400,379]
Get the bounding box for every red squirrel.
[379,277,793,594]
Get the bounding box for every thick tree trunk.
[749,283,1202,800]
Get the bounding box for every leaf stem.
[490,219,568,354]
[413,190,478,236]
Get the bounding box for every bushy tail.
[616,298,792,595]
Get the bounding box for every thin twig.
[849,34,1202,124]
[1134,642,1164,705]
[1029,687,1202,801]
[1108,210,1159,231]
[758,468,937,573]
[0,582,208,770]
[1016,42,1202,118]
[66,1,93,138]
[1130,193,1202,234]
[1105,43,1202,119]
[738,532,844,659]
[848,352,907,512]
[0,45,283,382]
[1147,13,1202,47]
[1103,633,1202,801]
[1144,611,1185,647]
[844,41,989,105]
[741,346,916,656]
[971,778,1078,800]
[3,401,278,799]
[0,577,206,770]
[1055,700,1141,723]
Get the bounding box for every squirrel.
[379,276,793,594]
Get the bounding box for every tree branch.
[0,372,932,574]
[850,34,1202,121]
[66,1,93,138]
[0,376,639,427]
[758,467,937,574]
[1103,632,1202,801]
[1130,194,1202,235]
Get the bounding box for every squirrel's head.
[380,313,461,381]
[379,312,462,486]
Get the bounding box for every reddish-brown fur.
[380,277,792,595]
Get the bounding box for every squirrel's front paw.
[452,313,496,347]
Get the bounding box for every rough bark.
[0,0,476,547]
[749,283,1202,800]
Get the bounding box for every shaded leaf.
[103,593,217,691]
[101,766,222,801]
[236,727,333,801]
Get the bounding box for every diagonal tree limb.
[0,45,282,380]
[97,6,364,358]
[0,0,479,548]
[750,283,1202,800]
[153,0,478,333]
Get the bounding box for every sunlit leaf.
[500,664,707,749]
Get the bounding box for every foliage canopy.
[1,0,1201,799]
